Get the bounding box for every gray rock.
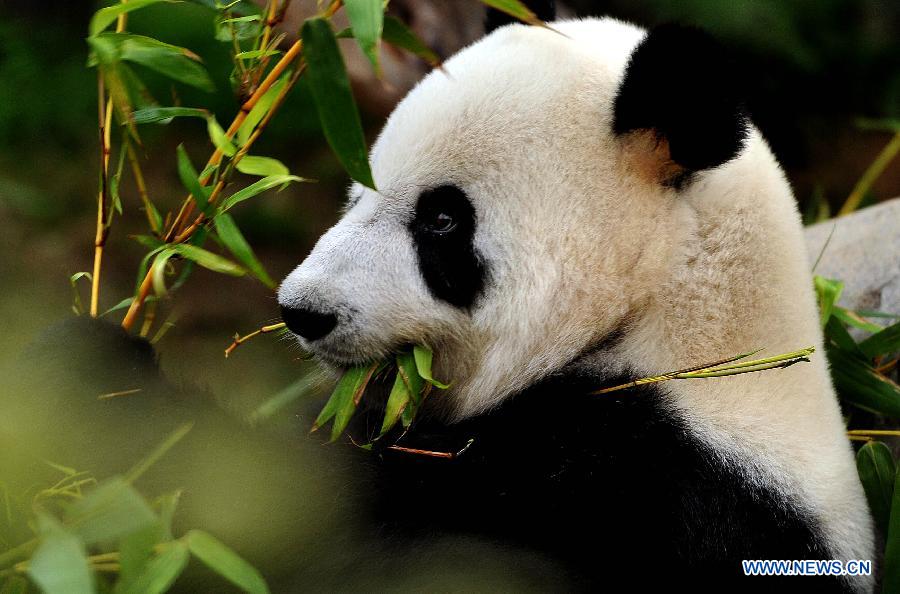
[805,198,900,323]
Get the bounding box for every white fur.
[278,18,873,588]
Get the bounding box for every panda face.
[278,19,747,418]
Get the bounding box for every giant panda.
[277,4,875,591]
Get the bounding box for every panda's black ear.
[485,0,556,34]
[613,24,748,176]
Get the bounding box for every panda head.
[278,14,748,419]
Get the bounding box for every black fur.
[613,24,749,174]
[409,185,486,309]
[485,0,556,34]
[360,367,846,592]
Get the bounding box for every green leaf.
[312,363,378,441]
[344,0,383,74]
[859,321,900,359]
[155,490,182,541]
[65,477,157,546]
[93,33,214,92]
[828,345,900,417]
[236,76,287,145]
[207,116,237,156]
[398,351,428,427]
[28,513,93,594]
[301,18,376,189]
[176,144,212,215]
[133,106,209,124]
[883,464,900,592]
[220,175,306,211]
[151,248,176,296]
[825,315,867,359]
[89,0,172,36]
[170,244,246,276]
[857,441,895,537]
[382,16,441,68]
[235,155,289,177]
[380,369,412,436]
[412,345,450,389]
[186,530,270,594]
[215,213,275,288]
[70,272,93,315]
[235,49,281,60]
[125,422,193,484]
[813,275,844,328]
[110,141,127,217]
[116,522,164,594]
[479,0,543,26]
[250,372,323,424]
[130,234,165,250]
[214,13,262,42]
[832,306,884,334]
[0,576,28,594]
[119,541,189,594]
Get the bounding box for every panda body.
[278,16,874,591]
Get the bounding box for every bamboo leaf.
[65,477,156,546]
[380,369,411,436]
[235,155,289,177]
[302,18,376,189]
[344,0,383,74]
[220,175,306,211]
[479,0,543,26]
[28,513,93,594]
[186,530,270,594]
[828,344,900,417]
[133,106,209,124]
[119,541,189,594]
[207,116,237,156]
[412,345,450,389]
[215,213,275,288]
[90,0,173,37]
[237,76,287,145]
[312,363,377,440]
[833,306,884,334]
[93,33,214,92]
[857,441,896,537]
[859,321,900,359]
[235,49,281,60]
[814,275,844,328]
[117,523,164,593]
[0,576,28,594]
[151,249,176,296]
[382,16,441,68]
[176,144,212,215]
[825,316,868,359]
[170,244,246,277]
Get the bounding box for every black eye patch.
[410,185,485,309]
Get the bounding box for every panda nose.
[280,306,338,341]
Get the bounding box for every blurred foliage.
[0,0,899,591]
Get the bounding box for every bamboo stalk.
[592,347,815,395]
[89,3,129,316]
[121,0,340,331]
[838,130,900,216]
[224,322,287,358]
[122,43,304,331]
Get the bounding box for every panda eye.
[426,211,457,234]
[414,185,469,236]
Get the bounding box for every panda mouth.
[300,336,388,369]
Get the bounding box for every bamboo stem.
[224,322,287,358]
[838,130,900,216]
[89,3,129,316]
